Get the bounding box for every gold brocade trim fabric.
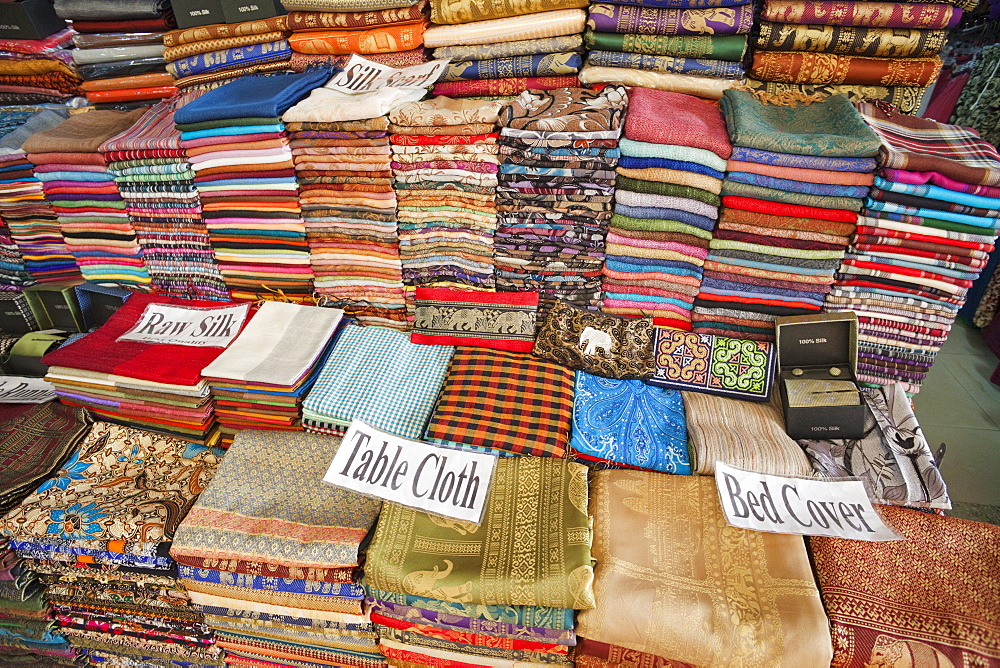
[751,52,942,86]
[756,22,947,58]
[577,472,833,667]
[744,78,927,114]
[430,0,588,25]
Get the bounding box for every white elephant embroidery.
[579,326,615,356]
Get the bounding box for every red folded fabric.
[86,86,177,103]
[722,195,857,223]
[432,76,579,97]
[624,87,733,159]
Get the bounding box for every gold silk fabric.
[430,0,588,25]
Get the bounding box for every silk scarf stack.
[285,0,428,63]
[691,90,880,341]
[0,35,82,105]
[822,103,1000,394]
[604,87,731,329]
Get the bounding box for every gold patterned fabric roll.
[752,51,941,86]
[745,77,928,114]
[430,0,588,25]
[756,22,947,58]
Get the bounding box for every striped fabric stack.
[176,70,330,302]
[389,96,503,295]
[101,96,228,300]
[603,88,730,330]
[0,28,81,106]
[824,104,1000,394]
[24,109,154,287]
[692,90,880,341]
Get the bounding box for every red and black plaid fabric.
[424,347,574,458]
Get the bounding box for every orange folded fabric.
[80,73,175,92]
[86,86,178,103]
[752,52,942,86]
[288,22,426,55]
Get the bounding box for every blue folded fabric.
[730,146,876,173]
[727,171,870,198]
[614,203,716,231]
[174,68,334,125]
[167,40,294,79]
[618,156,725,179]
[874,175,1000,210]
[605,256,704,277]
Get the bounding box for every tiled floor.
[912,320,1000,524]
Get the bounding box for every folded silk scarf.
[423,9,587,48]
[433,76,579,97]
[433,34,583,61]
[174,68,333,124]
[588,2,754,36]
[751,52,942,86]
[756,22,947,58]
[166,41,292,78]
[588,50,744,78]
[585,30,747,61]
[430,0,588,24]
[624,87,732,158]
[288,23,426,55]
[442,52,582,81]
[761,0,962,29]
[579,64,739,99]
[286,2,426,31]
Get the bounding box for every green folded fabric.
[617,174,720,206]
[611,213,713,238]
[722,180,863,211]
[585,30,747,62]
[174,116,281,131]
[619,138,727,172]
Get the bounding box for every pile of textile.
[604,88,730,329]
[691,90,880,340]
[0,109,78,284]
[425,2,586,98]
[171,430,385,668]
[389,96,503,292]
[575,472,832,667]
[302,322,453,437]
[24,108,154,287]
[0,29,81,105]
[0,420,225,667]
[0,403,92,666]
[580,0,750,100]
[201,301,343,435]
[0,210,28,288]
[823,104,1000,393]
[101,95,228,300]
[176,69,331,302]
[282,0,429,71]
[747,0,974,113]
[494,85,627,314]
[364,456,592,667]
[0,111,39,287]
[283,72,420,328]
[39,293,238,446]
[58,0,175,106]
[163,16,294,91]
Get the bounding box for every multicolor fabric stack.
[176,69,331,302]
[302,322,453,437]
[0,109,78,284]
[389,96,503,294]
[604,88,731,330]
[283,78,415,328]
[824,104,1000,394]
[101,95,228,300]
[24,108,154,287]
[364,456,593,667]
[58,0,175,106]
[692,90,880,341]
[425,1,586,97]
[747,0,974,113]
[0,111,38,287]
[495,85,628,314]
[171,430,385,668]
[0,29,81,106]
[0,403,92,666]
[39,293,237,446]
[0,421,225,668]
[580,0,750,100]
[201,301,343,434]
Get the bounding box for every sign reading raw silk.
[116,302,250,347]
[324,420,497,524]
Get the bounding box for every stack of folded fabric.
[57,0,176,106]
[283,70,424,328]
[0,109,78,284]
[24,108,155,287]
[176,69,332,302]
[389,96,504,293]
[0,212,29,288]
[364,457,592,667]
[0,111,36,288]
[604,88,731,330]
[0,403,92,666]
[824,104,1000,394]
[101,96,229,300]
[302,322,454,437]
[495,85,628,314]
[0,28,79,106]
[425,5,586,98]
[581,0,751,100]
[748,0,972,113]
[39,293,242,446]
[282,0,429,69]
[171,430,384,668]
[691,90,881,341]
[0,421,225,668]
[163,16,294,91]
[200,300,343,435]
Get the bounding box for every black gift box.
[0,292,37,335]
[171,0,285,29]
[0,0,67,39]
[23,281,85,333]
[775,312,866,440]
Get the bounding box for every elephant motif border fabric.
[649,328,776,401]
[411,286,539,352]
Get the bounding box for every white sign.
[117,303,249,348]
[0,376,56,403]
[715,462,902,542]
[324,54,449,95]
[324,420,497,524]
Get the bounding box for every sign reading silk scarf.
[411,287,539,352]
[649,329,776,400]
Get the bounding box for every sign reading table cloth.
[411,287,539,352]
[532,300,655,379]
[649,329,776,401]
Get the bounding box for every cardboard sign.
[324,54,449,95]
[117,303,249,348]
[715,462,902,542]
[0,376,56,403]
[324,420,497,524]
